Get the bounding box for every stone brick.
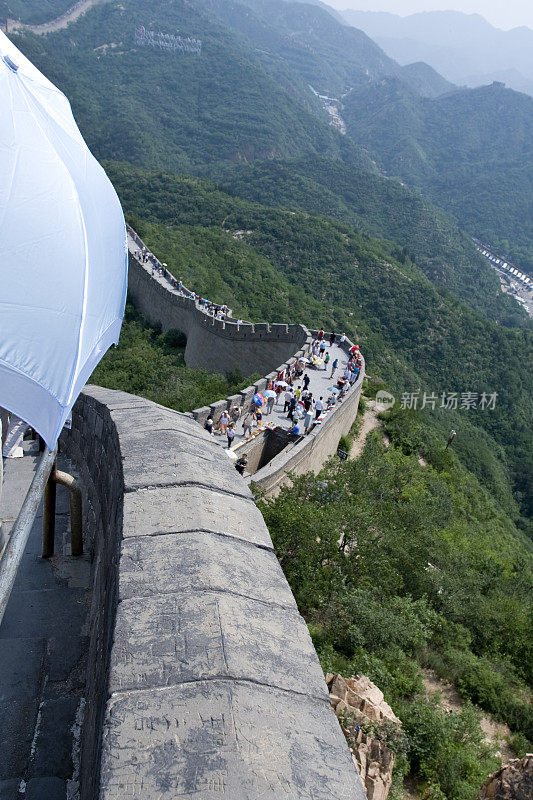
[109,591,327,697]
[122,485,269,545]
[118,531,293,606]
[100,681,365,800]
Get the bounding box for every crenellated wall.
[60,387,366,800]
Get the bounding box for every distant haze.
[327,1,533,31]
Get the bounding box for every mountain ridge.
[341,8,533,96]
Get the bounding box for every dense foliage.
[12,0,368,172]
[258,407,533,798]
[7,3,532,793]
[204,157,525,325]
[0,0,73,25]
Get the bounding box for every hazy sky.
[327,1,533,30]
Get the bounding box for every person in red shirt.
[317,329,324,340]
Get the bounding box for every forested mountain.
[108,163,533,521]
[341,10,533,97]
[205,157,525,324]
[200,0,400,95]
[343,79,533,273]
[0,0,73,24]
[11,0,526,325]
[398,61,455,99]
[15,0,371,170]
[9,0,531,505]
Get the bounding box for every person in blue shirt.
[289,422,300,436]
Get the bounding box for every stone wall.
[250,361,363,495]
[196,334,364,497]
[60,386,366,800]
[127,249,308,376]
[127,227,364,493]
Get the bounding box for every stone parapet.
[60,386,365,800]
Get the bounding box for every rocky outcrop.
[478,755,533,800]
[327,673,402,800]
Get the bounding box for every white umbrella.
[0,31,127,449]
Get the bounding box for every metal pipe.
[42,459,57,558]
[55,470,83,557]
[0,446,56,627]
[42,467,83,558]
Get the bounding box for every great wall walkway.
[0,446,90,800]
[7,0,112,36]
[230,344,350,444]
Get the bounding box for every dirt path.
[423,669,515,762]
[349,399,381,459]
[8,0,111,35]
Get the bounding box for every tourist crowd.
[203,329,363,446]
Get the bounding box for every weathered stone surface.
[478,755,533,800]
[84,385,152,410]
[25,777,66,800]
[329,674,399,725]
[100,680,366,800]
[57,387,364,799]
[110,405,206,442]
[119,427,250,497]
[109,591,325,698]
[122,485,270,546]
[119,530,294,606]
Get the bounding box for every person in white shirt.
[315,397,324,419]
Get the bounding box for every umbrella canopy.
[263,390,276,398]
[0,32,127,448]
[253,394,264,407]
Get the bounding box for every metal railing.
[0,446,56,626]
[0,443,83,627]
